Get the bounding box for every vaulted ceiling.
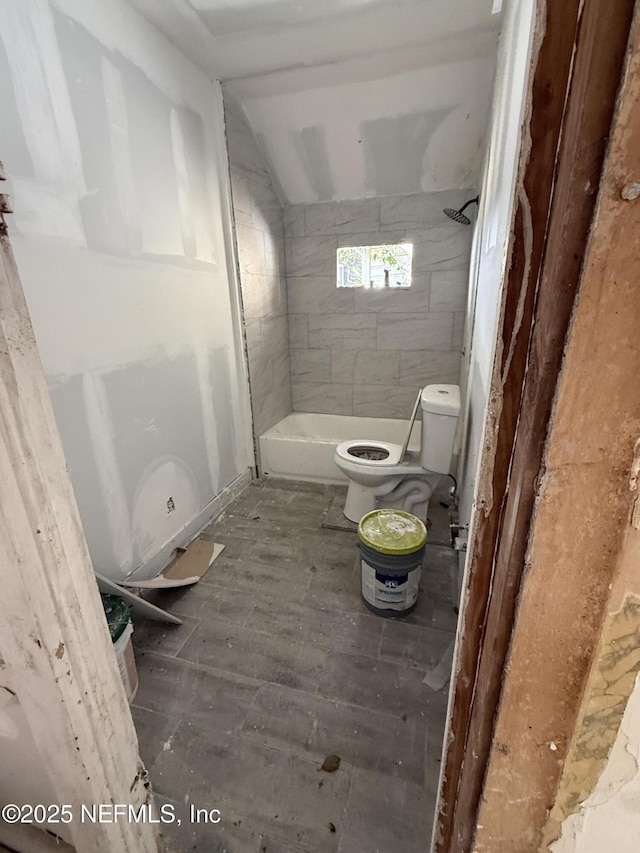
[129,0,503,203]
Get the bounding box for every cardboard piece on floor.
[119,539,225,590]
[95,573,183,625]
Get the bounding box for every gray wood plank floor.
[131,478,459,852]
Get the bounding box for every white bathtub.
[259,412,421,483]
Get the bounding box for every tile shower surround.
[225,96,291,436]
[284,190,473,419]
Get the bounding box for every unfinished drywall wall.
[234,58,496,204]
[224,91,291,442]
[0,0,252,582]
[456,0,537,526]
[284,191,472,418]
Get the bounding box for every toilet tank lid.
[421,384,461,416]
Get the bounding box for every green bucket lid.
[358,509,427,555]
[101,594,131,643]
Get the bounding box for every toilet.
[334,384,461,523]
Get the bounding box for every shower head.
[443,196,479,225]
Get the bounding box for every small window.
[337,243,413,288]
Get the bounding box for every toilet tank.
[420,384,461,473]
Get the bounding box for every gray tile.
[283,204,306,238]
[285,235,338,277]
[330,349,357,384]
[197,530,257,560]
[264,232,285,278]
[248,598,337,652]
[244,317,262,355]
[352,350,400,385]
[152,726,347,851]
[353,384,420,419]
[288,314,309,349]
[317,649,434,717]
[410,226,473,274]
[379,620,453,670]
[290,348,331,382]
[308,326,376,351]
[305,198,380,236]
[130,480,457,853]
[430,269,469,312]
[423,543,459,596]
[178,619,328,694]
[302,555,361,615]
[377,313,454,351]
[236,222,266,275]
[132,614,199,658]
[308,313,376,331]
[338,767,433,853]
[287,275,353,314]
[452,311,465,350]
[158,797,264,853]
[331,611,384,658]
[201,555,312,602]
[379,190,470,231]
[241,273,286,319]
[133,651,259,730]
[251,179,283,231]
[399,351,461,386]
[224,98,271,183]
[243,682,424,784]
[260,315,290,361]
[292,382,353,415]
[353,277,430,314]
[143,579,255,623]
[230,169,252,222]
[335,229,404,249]
[322,495,359,533]
[247,597,382,660]
[130,706,179,771]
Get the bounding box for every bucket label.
[361,560,421,611]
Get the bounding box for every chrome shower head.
[443,196,479,225]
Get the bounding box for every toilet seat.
[336,440,404,467]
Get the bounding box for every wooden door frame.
[0,169,160,851]
[435,0,638,849]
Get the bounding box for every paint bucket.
[101,594,138,704]
[358,509,427,617]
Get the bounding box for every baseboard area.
[123,468,253,583]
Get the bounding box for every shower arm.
[458,196,479,214]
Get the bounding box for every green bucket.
[101,594,138,703]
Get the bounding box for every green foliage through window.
[337,243,413,288]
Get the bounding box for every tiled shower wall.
[284,190,473,419]
[224,94,291,437]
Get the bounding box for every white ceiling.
[128,0,503,203]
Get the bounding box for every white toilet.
[334,384,461,523]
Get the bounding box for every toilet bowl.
[334,385,461,523]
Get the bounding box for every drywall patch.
[544,595,640,845]
[362,108,450,196]
[291,126,335,202]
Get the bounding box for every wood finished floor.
[130,478,459,853]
